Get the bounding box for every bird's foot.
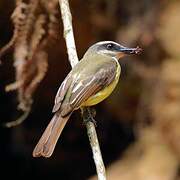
[81,107,97,127]
[83,116,97,127]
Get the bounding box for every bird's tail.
[33,113,70,158]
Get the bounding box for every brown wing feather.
[68,62,117,109]
[53,60,117,117]
[52,72,72,113]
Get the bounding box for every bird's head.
[84,41,142,60]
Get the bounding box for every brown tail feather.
[33,113,71,158]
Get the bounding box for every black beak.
[119,46,142,55]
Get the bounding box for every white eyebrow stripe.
[96,41,119,46]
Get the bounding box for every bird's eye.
[106,43,114,50]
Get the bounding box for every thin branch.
[59,0,78,67]
[81,107,106,180]
[58,0,106,179]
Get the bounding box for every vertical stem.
[58,0,106,179]
[86,121,106,180]
[59,0,78,68]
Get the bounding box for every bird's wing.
[52,72,73,113]
[60,61,117,116]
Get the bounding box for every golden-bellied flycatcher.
[33,41,142,158]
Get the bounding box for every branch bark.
[58,0,106,179]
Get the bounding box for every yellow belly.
[81,62,121,107]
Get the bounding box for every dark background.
[0,0,180,179]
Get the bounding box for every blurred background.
[0,0,180,179]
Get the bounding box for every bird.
[33,41,142,158]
